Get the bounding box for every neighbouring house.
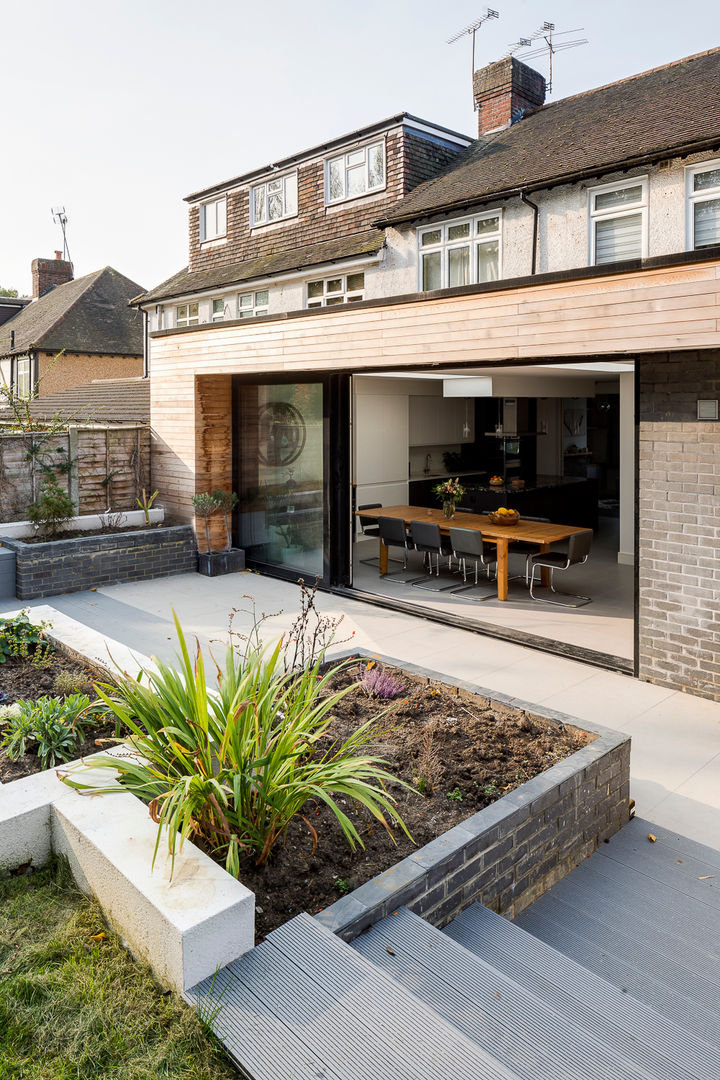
[0,376,150,427]
[0,257,145,399]
[0,294,30,328]
[134,46,720,700]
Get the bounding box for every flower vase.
[443,501,456,520]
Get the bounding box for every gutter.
[519,191,539,274]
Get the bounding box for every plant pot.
[442,501,456,520]
[197,548,246,576]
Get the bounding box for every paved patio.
[5,569,720,848]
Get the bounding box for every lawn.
[0,859,236,1080]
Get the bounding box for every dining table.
[355,504,589,602]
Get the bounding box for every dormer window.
[251,174,298,226]
[326,140,385,205]
[199,197,227,242]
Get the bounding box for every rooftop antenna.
[502,23,588,93]
[447,9,500,86]
[51,206,72,263]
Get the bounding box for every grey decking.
[186,816,720,1079]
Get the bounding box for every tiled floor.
[352,516,634,661]
[5,568,720,848]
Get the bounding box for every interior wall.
[618,371,635,565]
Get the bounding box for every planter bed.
[0,524,197,600]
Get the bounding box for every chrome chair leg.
[528,564,592,607]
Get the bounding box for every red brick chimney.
[32,253,74,299]
[473,57,546,137]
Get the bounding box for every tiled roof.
[0,378,149,425]
[0,267,145,357]
[381,48,720,225]
[134,229,385,305]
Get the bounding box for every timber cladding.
[638,351,720,700]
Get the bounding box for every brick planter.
[0,525,197,600]
[315,653,631,942]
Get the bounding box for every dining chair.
[377,517,423,583]
[528,530,593,606]
[357,503,384,566]
[409,521,457,592]
[508,515,551,585]
[448,527,497,599]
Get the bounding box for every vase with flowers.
[433,477,465,519]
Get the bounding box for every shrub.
[212,490,238,551]
[62,613,411,874]
[28,476,76,536]
[2,694,91,768]
[0,612,53,667]
[357,662,405,699]
[191,492,220,553]
[54,670,94,696]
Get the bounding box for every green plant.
[482,781,499,797]
[432,476,465,506]
[0,612,53,666]
[191,491,220,553]
[447,786,464,802]
[334,877,352,895]
[61,613,411,875]
[28,475,76,536]
[212,490,238,551]
[137,487,159,526]
[2,694,91,768]
[54,670,94,696]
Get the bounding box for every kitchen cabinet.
[409,397,474,446]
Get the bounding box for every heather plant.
[357,661,405,700]
[2,694,92,768]
[54,670,94,696]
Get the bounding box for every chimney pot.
[473,56,546,138]
[55,250,62,260]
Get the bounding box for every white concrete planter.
[0,507,164,540]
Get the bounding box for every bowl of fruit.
[488,507,520,526]
[489,475,504,487]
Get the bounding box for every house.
[0,257,145,399]
[134,46,720,701]
[0,377,150,426]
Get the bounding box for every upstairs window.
[251,173,298,226]
[687,160,720,250]
[176,302,199,327]
[326,141,385,205]
[418,212,501,291]
[589,178,647,265]
[306,272,365,307]
[211,298,228,322]
[238,290,269,318]
[199,197,227,242]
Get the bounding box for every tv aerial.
[447,9,500,81]
[51,205,72,264]
[503,23,588,93]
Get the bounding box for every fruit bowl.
[488,508,520,526]
[489,475,504,487]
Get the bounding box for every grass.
[0,859,237,1080]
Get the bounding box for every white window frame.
[15,357,31,398]
[325,139,386,206]
[250,172,298,227]
[237,290,270,319]
[176,302,199,327]
[211,297,228,323]
[306,272,365,308]
[588,176,648,266]
[416,210,503,291]
[199,196,227,242]
[686,159,720,251]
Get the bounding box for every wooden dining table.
[356,505,589,602]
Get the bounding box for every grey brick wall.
[638,352,720,699]
[0,549,15,600]
[1,525,196,600]
[315,661,630,942]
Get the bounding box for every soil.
[210,662,593,940]
[0,651,117,784]
[19,523,168,544]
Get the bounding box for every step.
[186,912,521,1080]
[516,904,720,1048]
[351,906,659,1080]
[447,902,717,1080]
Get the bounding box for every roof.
[381,47,720,226]
[185,113,473,202]
[0,266,145,357]
[134,229,385,306]
[0,378,149,425]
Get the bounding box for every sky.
[3,0,719,297]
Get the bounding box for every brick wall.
[473,57,546,136]
[188,128,465,275]
[638,352,720,698]
[37,351,143,396]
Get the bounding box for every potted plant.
[432,477,465,519]
[193,490,245,576]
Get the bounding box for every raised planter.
[0,525,197,600]
[197,548,246,576]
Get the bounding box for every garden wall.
[0,425,150,522]
[1,525,196,599]
[316,656,631,942]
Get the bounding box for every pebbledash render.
[134,47,720,701]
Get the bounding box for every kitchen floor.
[352,517,634,662]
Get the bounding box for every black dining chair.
[508,515,551,585]
[377,517,423,583]
[357,503,383,566]
[529,530,593,606]
[448,527,497,599]
[409,520,457,592]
